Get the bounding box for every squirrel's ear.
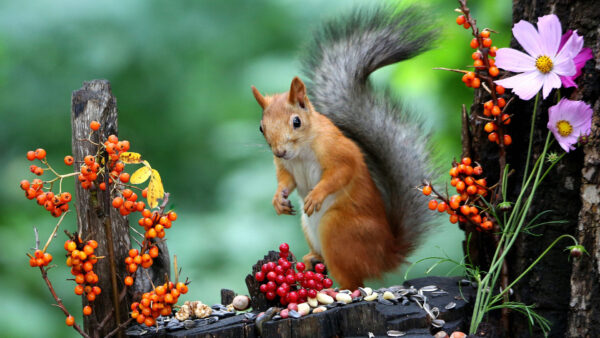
[251,85,267,109]
[288,76,306,109]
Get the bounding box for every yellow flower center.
[536,55,553,73]
[556,120,573,137]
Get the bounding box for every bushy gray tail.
[302,3,436,254]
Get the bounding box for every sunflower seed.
[445,302,456,310]
[387,330,406,336]
[432,319,445,328]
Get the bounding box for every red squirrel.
[251,3,434,290]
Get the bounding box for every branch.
[39,266,91,338]
[104,318,133,338]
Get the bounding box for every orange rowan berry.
[471,77,481,88]
[83,305,92,316]
[449,167,458,177]
[34,167,44,176]
[481,221,493,230]
[90,121,100,131]
[129,248,139,258]
[483,100,493,111]
[112,197,124,208]
[125,276,134,286]
[20,180,30,191]
[488,132,498,143]
[495,85,505,94]
[125,256,133,265]
[484,122,496,133]
[449,195,461,209]
[119,173,130,183]
[489,66,499,77]
[35,148,46,160]
[74,284,84,295]
[466,72,475,80]
[437,202,447,212]
[134,255,142,265]
[149,246,159,258]
[62,155,74,166]
[460,205,471,216]
[488,58,495,66]
[128,263,138,274]
[87,293,96,302]
[93,286,101,295]
[422,185,432,196]
[142,188,148,198]
[502,114,511,125]
[122,189,133,199]
[146,228,157,238]
[87,240,98,249]
[108,135,119,144]
[504,134,512,146]
[471,51,482,60]
[482,38,492,47]
[473,166,483,176]
[470,38,479,49]
[449,214,459,224]
[456,181,466,192]
[65,315,75,326]
[456,15,466,25]
[461,157,472,166]
[84,155,95,166]
[27,151,36,161]
[463,21,471,29]
[29,257,37,267]
[464,165,474,176]
[75,274,85,284]
[471,214,482,224]
[473,59,484,69]
[489,46,498,57]
[480,30,490,38]
[167,211,177,221]
[428,200,438,210]
[491,106,501,116]
[466,185,478,195]
[176,282,188,294]
[124,200,135,212]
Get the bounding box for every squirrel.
[250,3,435,290]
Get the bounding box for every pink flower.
[558,30,593,88]
[547,98,592,152]
[494,14,583,100]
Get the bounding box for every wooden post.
[71,80,131,337]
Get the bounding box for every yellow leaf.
[130,166,152,184]
[119,152,142,164]
[147,169,164,208]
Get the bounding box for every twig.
[33,227,40,250]
[39,266,91,338]
[42,211,69,253]
[104,318,133,338]
[98,287,128,331]
[461,104,471,158]
[158,192,170,215]
[174,255,179,284]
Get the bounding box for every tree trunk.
[71,80,171,337]
[464,1,600,337]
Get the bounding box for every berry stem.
[39,266,91,338]
[42,211,69,253]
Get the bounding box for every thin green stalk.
[522,92,541,188]
[489,234,578,305]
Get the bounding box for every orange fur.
[253,77,400,290]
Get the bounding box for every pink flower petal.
[495,48,536,72]
[512,20,544,57]
[554,31,583,70]
[495,71,544,100]
[558,30,573,51]
[560,75,577,88]
[552,57,576,76]
[542,72,561,98]
[547,99,593,152]
[536,15,562,56]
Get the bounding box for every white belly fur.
[282,149,335,256]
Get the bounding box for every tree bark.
[71,80,131,337]
[464,1,599,337]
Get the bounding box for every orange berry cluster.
[130,281,188,327]
[64,237,101,315]
[461,30,499,88]
[21,178,72,217]
[122,209,177,285]
[482,89,512,146]
[103,132,131,186]
[29,249,53,267]
[422,157,493,231]
[112,188,146,217]
[78,154,101,190]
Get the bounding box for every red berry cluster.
[131,281,188,327]
[29,249,53,267]
[483,90,512,145]
[123,246,159,286]
[422,157,493,231]
[64,237,101,316]
[21,178,72,217]
[255,243,333,306]
[104,134,131,184]
[112,188,146,217]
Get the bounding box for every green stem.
[488,234,578,306]
[521,92,540,188]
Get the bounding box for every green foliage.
[0,0,509,336]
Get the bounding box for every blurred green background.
[0,0,510,336]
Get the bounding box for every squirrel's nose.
[274,150,287,158]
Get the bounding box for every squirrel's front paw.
[272,188,295,215]
[303,189,326,216]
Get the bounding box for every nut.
[317,292,334,304]
[364,292,378,301]
[232,295,251,311]
[335,293,352,304]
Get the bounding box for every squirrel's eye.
[259,125,263,134]
[293,116,301,129]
